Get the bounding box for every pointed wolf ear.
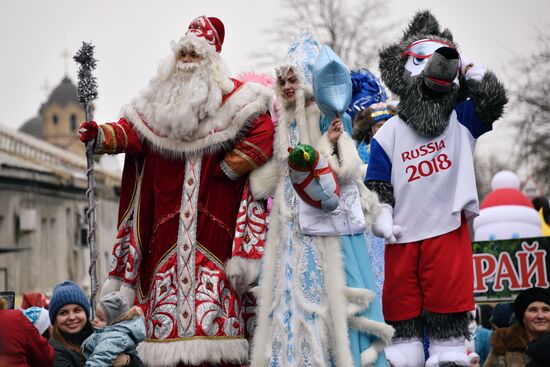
[402,10,441,40]
[440,28,454,42]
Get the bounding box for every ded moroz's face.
[278,69,300,103]
[523,301,550,336]
[55,303,87,334]
[178,47,203,64]
[92,304,107,329]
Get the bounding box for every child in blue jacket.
[81,291,145,367]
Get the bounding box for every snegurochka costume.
[365,10,507,367]
[90,16,275,367]
[250,31,393,367]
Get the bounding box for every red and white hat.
[186,15,225,53]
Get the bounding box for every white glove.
[372,204,402,244]
[460,53,486,81]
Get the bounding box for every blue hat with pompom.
[48,281,90,323]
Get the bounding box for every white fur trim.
[357,179,381,226]
[348,316,395,345]
[225,257,262,296]
[317,132,364,183]
[249,159,280,200]
[361,345,379,367]
[345,287,376,317]
[319,235,355,367]
[121,82,272,158]
[137,338,248,366]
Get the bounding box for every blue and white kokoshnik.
[284,29,321,86]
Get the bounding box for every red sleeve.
[220,113,275,180]
[24,320,55,367]
[96,118,143,155]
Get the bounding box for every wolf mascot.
[365,10,507,367]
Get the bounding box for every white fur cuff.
[225,257,262,296]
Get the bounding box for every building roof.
[18,115,43,139]
[0,123,120,190]
[45,76,79,107]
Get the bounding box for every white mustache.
[176,62,199,73]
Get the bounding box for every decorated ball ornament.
[288,144,340,212]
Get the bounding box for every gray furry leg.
[388,316,424,340]
[425,311,470,339]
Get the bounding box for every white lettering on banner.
[473,241,550,293]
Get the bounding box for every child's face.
[92,305,107,329]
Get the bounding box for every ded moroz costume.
[80,15,275,367]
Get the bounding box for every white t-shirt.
[366,100,491,242]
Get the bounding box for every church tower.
[19,76,87,157]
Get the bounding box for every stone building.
[0,76,121,297]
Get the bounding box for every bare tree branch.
[250,0,400,73]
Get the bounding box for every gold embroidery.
[243,140,268,161]
[232,149,258,169]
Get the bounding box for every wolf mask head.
[379,10,465,137]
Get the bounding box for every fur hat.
[49,281,90,323]
[99,291,129,325]
[185,15,225,53]
[514,287,550,325]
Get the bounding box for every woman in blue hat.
[48,281,143,367]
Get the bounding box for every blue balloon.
[313,46,352,121]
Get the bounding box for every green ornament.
[288,143,317,168]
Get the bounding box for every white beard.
[136,60,223,141]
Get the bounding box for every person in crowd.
[0,298,54,367]
[490,303,515,329]
[249,31,392,367]
[81,291,145,366]
[525,331,550,367]
[79,15,274,366]
[467,307,492,366]
[48,281,142,367]
[352,102,397,176]
[484,287,550,366]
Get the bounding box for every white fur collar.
[120,82,272,158]
[273,100,321,160]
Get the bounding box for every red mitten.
[78,121,98,143]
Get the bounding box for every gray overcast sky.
[1,0,549,168]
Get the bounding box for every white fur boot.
[425,337,469,367]
[384,338,424,367]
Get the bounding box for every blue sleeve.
[365,138,392,183]
[455,100,492,138]
[84,335,131,367]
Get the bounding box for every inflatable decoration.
[474,171,542,241]
[313,45,352,122]
[288,143,340,212]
